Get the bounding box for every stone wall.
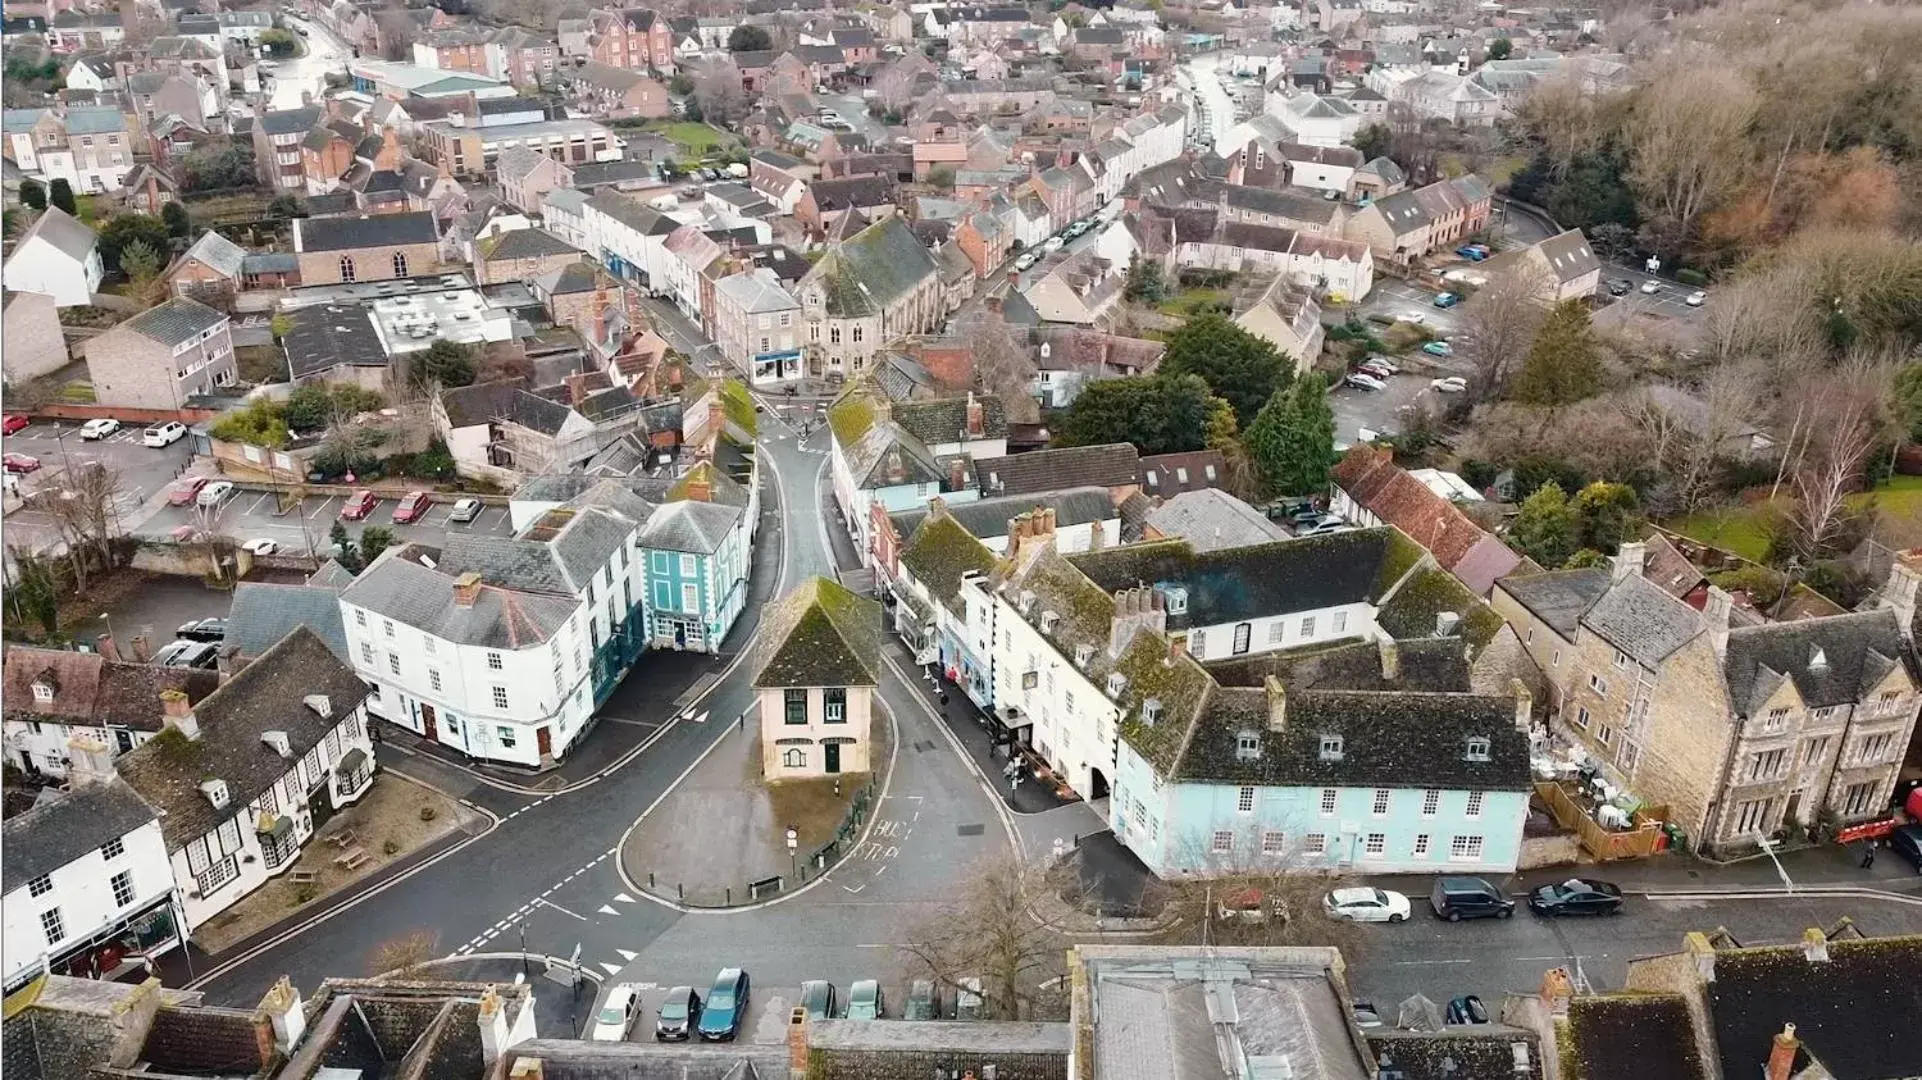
[807,1046,1068,1080]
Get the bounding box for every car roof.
[1330,887,1378,902]
[605,984,637,1004]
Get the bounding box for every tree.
[48,178,76,215]
[1147,829,1372,957]
[358,525,396,567]
[1622,58,1757,254]
[117,239,168,306]
[3,548,60,637]
[178,144,257,192]
[1055,374,1213,456]
[1571,481,1640,554]
[258,27,298,56]
[1351,122,1391,163]
[1203,394,1260,502]
[1244,375,1337,497]
[956,308,1038,424]
[367,929,438,977]
[1159,313,1291,428]
[160,200,192,239]
[1509,481,1579,567]
[209,399,291,448]
[98,212,173,275]
[727,23,772,52]
[1486,36,1512,60]
[1508,300,1600,408]
[266,194,304,220]
[330,521,363,574]
[1123,254,1169,303]
[410,339,477,391]
[899,855,1068,1020]
[1455,266,1547,401]
[19,178,45,211]
[45,460,125,593]
[691,59,747,126]
[285,381,384,432]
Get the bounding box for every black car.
[1889,824,1922,874]
[655,985,701,1041]
[1528,878,1624,916]
[177,617,228,642]
[1430,876,1515,921]
[153,640,220,669]
[1445,995,1489,1025]
[1606,278,1633,296]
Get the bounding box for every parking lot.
[135,487,517,556]
[1349,279,1465,338]
[3,420,195,555]
[1329,370,1450,446]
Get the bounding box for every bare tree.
[368,929,440,978]
[1513,71,1608,179]
[1781,361,1889,561]
[1148,827,1372,958]
[957,307,1039,424]
[43,461,124,592]
[1621,364,1760,514]
[691,59,747,126]
[1453,266,1548,402]
[898,855,1068,1021]
[1623,57,1759,254]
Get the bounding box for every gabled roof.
[120,296,226,347]
[898,510,997,608]
[479,227,578,262]
[3,780,160,896]
[891,394,1005,445]
[62,106,123,135]
[638,499,742,555]
[802,216,937,318]
[1722,610,1913,715]
[975,443,1139,497]
[1580,573,1703,669]
[1563,994,1706,1080]
[227,581,351,662]
[891,486,1116,543]
[1332,446,1521,594]
[1144,488,1285,553]
[294,211,439,252]
[176,228,247,278]
[345,546,577,649]
[258,105,324,136]
[1702,934,1922,1080]
[14,204,97,262]
[1533,227,1600,285]
[753,577,882,688]
[284,303,385,379]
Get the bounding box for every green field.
[1665,475,1922,564]
[645,121,739,158]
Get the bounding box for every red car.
[2,414,29,435]
[339,489,378,521]
[3,452,42,473]
[392,490,430,524]
[167,476,210,506]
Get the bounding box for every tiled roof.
[890,395,1006,445]
[62,106,123,135]
[807,175,895,212]
[1563,994,1706,1080]
[342,547,575,650]
[891,486,1115,543]
[258,105,324,136]
[897,511,997,608]
[480,227,578,261]
[1496,568,1610,639]
[1331,446,1521,594]
[637,499,741,555]
[122,296,226,347]
[804,216,937,318]
[975,443,1140,497]
[1534,227,1600,285]
[2,780,159,895]
[15,204,97,261]
[753,577,882,688]
[294,211,439,252]
[439,380,574,435]
[1139,451,1226,498]
[1579,573,1703,668]
[284,303,385,379]
[1722,610,1913,715]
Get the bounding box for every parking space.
[1329,372,1444,446]
[1352,279,1465,338]
[134,489,516,554]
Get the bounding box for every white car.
[592,983,642,1042]
[1323,887,1412,923]
[79,418,120,441]
[1685,291,1706,307]
[1640,279,1662,295]
[242,538,278,556]
[1343,372,1386,392]
[1401,312,1427,325]
[1015,251,1039,271]
[1431,377,1469,394]
[143,421,187,447]
[196,480,234,508]
[1042,236,1065,253]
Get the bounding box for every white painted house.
[2,645,221,780]
[1,206,103,307]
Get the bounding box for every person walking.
[1861,840,1876,869]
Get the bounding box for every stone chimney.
[1800,927,1829,964]
[965,391,985,437]
[159,689,200,741]
[1612,540,1645,584]
[947,457,967,492]
[1879,548,1922,641]
[928,495,948,520]
[1684,930,1717,983]
[1511,678,1533,733]
[1167,633,1187,664]
[1264,675,1287,733]
[216,644,251,682]
[66,733,117,788]
[130,634,152,663]
[477,985,510,1065]
[98,635,122,662]
[1377,637,1400,681]
[787,1007,809,1075]
[1539,967,1573,1017]
[256,977,306,1056]
[1704,585,1734,657]
[508,1061,544,1080]
[453,571,484,608]
[1766,1023,1799,1080]
[1107,586,1166,658]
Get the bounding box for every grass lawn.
[646,120,739,158]
[1666,475,1922,564]
[1156,286,1231,317]
[73,195,99,224]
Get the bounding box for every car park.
[1344,372,1386,392]
[1445,996,1490,1025]
[392,490,431,524]
[153,640,219,669]
[1429,876,1514,921]
[592,984,642,1042]
[1432,292,1460,309]
[798,980,837,1021]
[196,480,234,507]
[3,413,29,435]
[167,477,209,506]
[904,979,938,1020]
[3,452,42,473]
[1886,824,1922,874]
[1528,878,1624,916]
[242,538,279,556]
[954,977,983,1020]
[340,489,378,520]
[176,617,227,642]
[846,979,885,1020]
[1685,290,1706,307]
[1606,278,1632,296]
[697,968,750,1041]
[1430,377,1468,394]
[1323,887,1411,923]
[655,985,701,1041]
[1422,340,1453,356]
[79,418,120,440]
[449,497,484,523]
[143,421,187,447]
[1362,355,1399,374]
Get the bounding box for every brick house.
[1492,545,1922,856]
[1342,174,1492,264]
[488,28,563,88]
[292,211,441,285]
[954,210,1011,278]
[586,7,673,71]
[86,297,235,410]
[794,175,897,238]
[299,119,361,195]
[251,106,322,191]
[166,229,248,307]
[411,25,492,72]
[561,60,670,119]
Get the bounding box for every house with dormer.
[797,216,943,376]
[112,628,376,930]
[754,577,882,779]
[2,646,220,779]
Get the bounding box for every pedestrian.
[1861,840,1876,869]
[1010,772,1022,794]
[938,690,949,707]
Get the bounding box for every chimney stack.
[1377,636,1400,681]
[509,1061,544,1080]
[1704,585,1734,656]
[65,733,117,788]
[1766,1023,1799,1080]
[159,689,200,740]
[1800,927,1829,964]
[130,634,152,663]
[787,1007,810,1075]
[1264,675,1287,733]
[965,391,985,436]
[681,471,713,502]
[256,977,306,1056]
[453,571,483,608]
[947,457,968,492]
[1612,540,1645,584]
[478,985,511,1065]
[1539,967,1573,1017]
[1167,633,1187,664]
[99,635,121,662]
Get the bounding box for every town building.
[85,296,235,410]
[2,645,220,779]
[754,577,882,779]
[1,289,67,384]
[1479,227,1602,304]
[712,268,804,386]
[292,212,442,285]
[1341,174,1493,265]
[1,205,101,307]
[797,216,944,376]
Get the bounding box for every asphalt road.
[134,488,516,555]
[2,421,193,555]
[267,16,351,112]
[1180,53,1234,150]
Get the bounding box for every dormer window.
[1236,731,1260,760]
[1040,610,1060,635]
[1808,646,1828,670]
[31,680,53,703]
[1106,671,1127,698]
[1018,590,1037,615]
[1074,644,1094,667]
[1141,698,1162,726]
[1159,584,1188,615]
[1464,736,1491,762]
[1319,734,1344,761]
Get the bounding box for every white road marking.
[617,948,638,961]
[614,892,635,903]
[599,962,622,975]
[597,904,619,915]
[535,897,588,922]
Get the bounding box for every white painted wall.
[2,814,173,989]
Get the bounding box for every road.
[133,487,516,556]
[266,16,352,112]
[1178,52,1234,150]
[2,420,193,556]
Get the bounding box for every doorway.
[824,742,841,774]
[420,703,438,743]
[536,726,553,759]
[1088,767,1111,801]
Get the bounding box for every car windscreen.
[706,990,734,1012]
[595,1003,625,1025]
[660,998,688,1021]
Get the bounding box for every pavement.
[893,645,1082,817]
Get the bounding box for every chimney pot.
[478,984,511,1065]
[1801,927,1829,964]
[453,571,484,608]
[257,976,306,1055]
[160,689,201,740]
[99,635,122,662]
[1377,637,1400,681]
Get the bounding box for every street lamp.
[100,611,114,651]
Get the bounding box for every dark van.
[1430,876,1515,921]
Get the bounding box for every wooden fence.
[1534,781,1669,861]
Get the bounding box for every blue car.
[697,968,750,1041]
[1422,341,1454,357]
[1455,245,1488,261]
[1433,292,1461,308]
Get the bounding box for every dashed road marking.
[599,962,622,975]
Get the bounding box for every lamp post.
[100,611,115,651]
[785,825,798,882]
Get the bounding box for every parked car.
[143,421,187,447]
[1042,236,1065,253]
[340,489,378,520]
[1640,279,1662,294]
[798,980,837,1021]
[392,490,431,524]
[1422,340,1453,357]
[1430,377,1469,394]
[1606,278,1632,296]
[846,979,885,1020]
[1322,887,1411,923]
[3,452,42,474]
[176,617,227,642]
[592,984,642,1042]
[1528,878,1624,916]
[1445,995,1490,1025]
[196,480,234,507]
[1454,245,1488,261]
[153,640,219,669]
[1430,876,1514,921]
[954,977,983,1020]
[1363,355,1400,374]
[242,538,279,556]
[1299,520,1354,536]
[1685,290,1706,307]
[903,979,938,1020]
[3,413,29,435]
[1401,311,1427,324]
[167,477,209,506]
[1343,372,1386,392]
[1350,1001,1384,1028]
[655,985,701,1041]
[449,497,484,523]
[697,968,750,1041]
[1358,362,1395,380]
[1886,824,1922,874]
[79,418,120,440]
[1432,292,1461,309]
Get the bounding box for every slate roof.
[1722,610,1913,716]
[1579,573,1702,668]
[637,499,742,555]
[122,296,225,347]
[975,443,1140,497]
[753,577,882,688]
[897,511,997,609]
[1205,635,1471,694]
[807,175,896,212]
[1144,488,1285,552]
[138,1005,268,1076]
[226,582,351,662]
[1139,451,1226,498]
[1563,994,1706,1080]
[1496,568,1610,639]
[294,211,439,253]
[62,106,123,135]
[440,380,574,435]
[258,105,323,136]
[480,227,578,262]
[2,780,160,895]
[342,547,575,649]
[1535,227,1599,285]
[1703,935,1922,1080]
[891,486,1115,543]
[500,1042,782,1080]
[177,229,247,278]
[16,204,96,261]
[804,216,937,318]
[285,303,385,379]
[586,191,680,236]
[113,627,370,849]
[890,395,1006,445]
[1366,1028,1544,1080]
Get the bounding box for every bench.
[326,828,358,849]
[289,869,319,885]
[334,846,367,870]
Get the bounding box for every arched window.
[338,256,356,283]
[782,748,807,769]
[392,251,409,278]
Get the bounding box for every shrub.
[1675,268,1709,287]
[383,839,401,856]
[419,805,438,822]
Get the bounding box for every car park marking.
[309,495,338,518]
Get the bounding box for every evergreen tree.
[19,178,45,211]
[48,178,76,215]
[1160,312,1292,428]
[1572,481,1640,553]
[161,201,193,239]
[1244,375,1337,497]
[1509,482,1579,567]
[1123,254,1168,303]
[1508,299,1600,408]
